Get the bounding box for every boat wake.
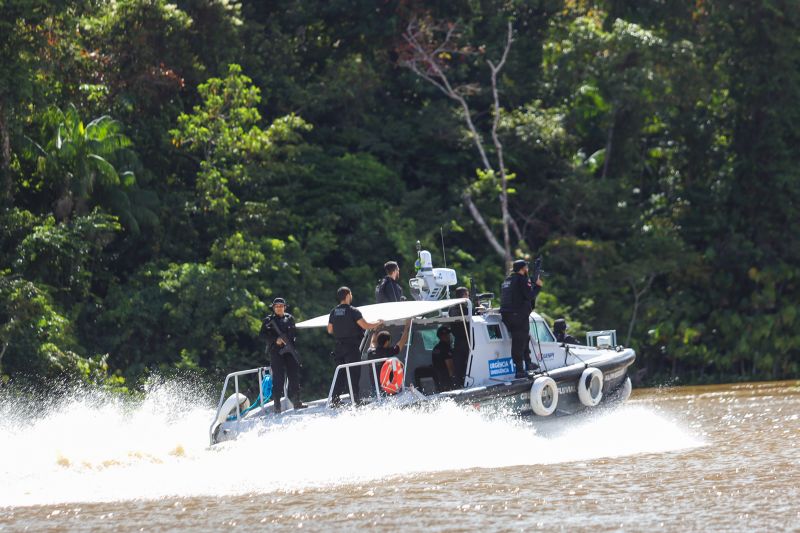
[0,381,702,507]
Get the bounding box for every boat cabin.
[296,297,577,397]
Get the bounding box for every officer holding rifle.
[260,297,305,413]
[500,259,544,379]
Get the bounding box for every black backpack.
[375,277,388,303]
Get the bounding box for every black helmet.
[553,318,567,333]
[271,297,287,307]
[512,259,528,272]
[436,325,452,337]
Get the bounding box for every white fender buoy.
[577,367,604,407]
[216,393,249,426]
[619,376,632,402]
[529,376,558,416]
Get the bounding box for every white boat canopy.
[295,298,469,329]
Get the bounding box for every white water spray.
[0,382,702,507]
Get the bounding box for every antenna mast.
[440,227,450,299]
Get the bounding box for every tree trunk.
[0,341,7,375]
[626,274,655,347]
[601,108,616,180]
[0,102,12,205]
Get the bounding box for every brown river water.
[1,380,798,532]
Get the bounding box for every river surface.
[1,380,798,531]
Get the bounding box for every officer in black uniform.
[260,297,305,413]
[431,325,457,391]
[375,261,405,303]
[553,319,580,344]
[500,259,543,378]
[328,286,384,406]
[448,286,471,386]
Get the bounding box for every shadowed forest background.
[1,0,798,397]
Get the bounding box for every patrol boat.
[209,250,635,445]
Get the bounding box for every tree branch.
[401,23,494,172]
[400,19,521,263]
[463,192,506,257]
[626,274,655,347]
[488,21,514,266]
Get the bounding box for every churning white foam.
[0,382,702,507]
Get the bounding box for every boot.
[274,401,282,414]
[292,399,307,409]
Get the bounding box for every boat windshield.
[530,319,555,342]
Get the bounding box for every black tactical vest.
[329,304,363,342]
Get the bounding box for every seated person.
[553,318,580,344]
[368,320,411,365]
[431,325,457,391]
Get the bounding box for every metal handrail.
[326,357,401,407]
[209,366,271,444]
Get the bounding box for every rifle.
[267,318,302,366]
[532,256,546,282]
[469,275,478,310]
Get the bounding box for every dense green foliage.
[1,0,798,395]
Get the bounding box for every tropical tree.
[27,104,137,222]
[171,63,311,217]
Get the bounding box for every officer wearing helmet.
[500,259,543,379]
[260,297,305,413]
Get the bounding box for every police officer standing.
[328,286,384,406]
[260,297,305,413]
[500,260,543,379]
[375,261,405,303]
[448,286,471,385]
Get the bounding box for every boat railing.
[209,366,271,443]
[327,357,400,407]
[586,330,617,348]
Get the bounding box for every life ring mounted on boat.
[529,376,558,416]
[216,393,249,426]
[379,358,405,395]
[577,367,604,407]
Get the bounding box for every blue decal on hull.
[489,357,516,376]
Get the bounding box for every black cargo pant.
[502,312,530,374]
[270,350,300,408]
[332,341,362,403]
[452,333,470,386]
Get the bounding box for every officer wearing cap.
[431,325,457,391]
[500,259,543,378]
[260,297,305,413]
[553,318,580,344]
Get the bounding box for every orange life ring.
[379,358,405,395]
